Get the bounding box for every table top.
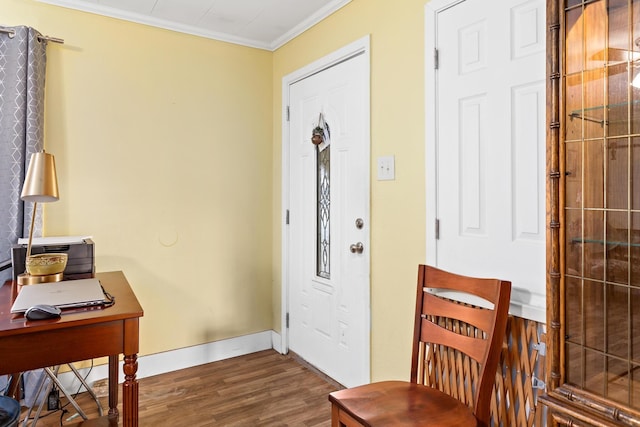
[0,271,144,337]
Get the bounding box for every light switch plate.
[377,156,395,181]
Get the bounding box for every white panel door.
[287,50,370,388]
[427,0,546,321]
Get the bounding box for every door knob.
[350,242,364,254]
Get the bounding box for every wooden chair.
[328,264,511,427]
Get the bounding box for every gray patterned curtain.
[0,26,47,283]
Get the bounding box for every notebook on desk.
[10,278,106,313]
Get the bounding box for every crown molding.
[35,0,352,51]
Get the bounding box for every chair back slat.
[422,292,496,333]
[422,264,503,302]
[410,264,511,427]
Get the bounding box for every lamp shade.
[21,151,59,202]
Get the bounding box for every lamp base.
[17,272,63,286]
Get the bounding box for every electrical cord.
[100,285,115,308]
[59,359,99,424]
[20,360,97,426]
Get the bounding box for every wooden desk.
[0,271,144,426]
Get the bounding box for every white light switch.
[377,156,395,181]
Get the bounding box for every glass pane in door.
[316,146,330,279]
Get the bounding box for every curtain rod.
[0,27,64,44]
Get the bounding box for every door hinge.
[434,48,439,70]
[286,209,290,225]
[435,219,440,240]
[286,105,290,122]
[533,341,546,356]
[286,312,289,328]
[532,376,546,390]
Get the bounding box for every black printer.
[11,237,95,281]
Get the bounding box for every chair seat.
[329,381,479,427]
[0,396,20,427]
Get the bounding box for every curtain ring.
[2,28,16,38]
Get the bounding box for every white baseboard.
[270,329,283,353]
[54,330,283,394]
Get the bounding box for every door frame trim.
[425,0,463,267]
[280,36,371,376]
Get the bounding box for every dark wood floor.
[20,350,343,426]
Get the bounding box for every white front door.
[283,38,370,388]
[426,0,546,321]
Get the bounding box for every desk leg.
[108,355,119,420]
[122,353,139,427]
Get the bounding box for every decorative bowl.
[26,253,68,276]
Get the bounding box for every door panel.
[429,0,546,320]
[288,51,369,388]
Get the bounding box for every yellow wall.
[273,0,427,380]
[5,0,274,355]
[5,0,427,381]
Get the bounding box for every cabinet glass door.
[563,0,640,409]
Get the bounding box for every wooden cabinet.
[541,0,640,425]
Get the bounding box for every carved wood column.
[122,353,139,427]
[546,0,562,394]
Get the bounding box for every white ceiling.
[36,0,352,51]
